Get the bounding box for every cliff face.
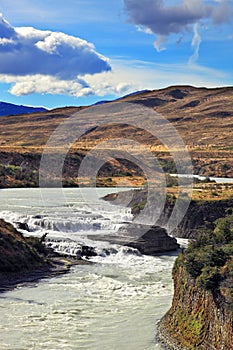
[163,199,233,238]
[159,261,233,350]
[94,224,179,254]
[104,190,233,238]
[158,213,233,350]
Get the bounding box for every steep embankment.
[163,199,233,238]
[0,219,87,292]
[0,219,48,274]
[104,189,233,238]
[158,215,233,350]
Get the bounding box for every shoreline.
[156,318,187,350]
[0,255,91,294]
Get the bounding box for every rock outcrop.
[0,219,90,293]
[158,260,233,350]
[0,219,47,273]
[104,190,233,238]
[163,199,233,238]
[94,224,179,255]
[157,214,233,350]
[121,224,179,254]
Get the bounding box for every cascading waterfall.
[0,188,181,350]
[0,188,133,256]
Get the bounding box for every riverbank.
[0,256,91,294]
[0,252,93,294]
[0,218,92,294]
[0,257,92,293]
[156,320,186,350]
[156,213,233,350]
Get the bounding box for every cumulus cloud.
[0,57,229,99]
[0,13,111,96]
[124,0,233,51]
[0,71,133,98]
[0,74,92,97]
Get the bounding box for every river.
[0,188,180,350]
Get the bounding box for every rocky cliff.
[104,189,233,238]
[158,261,233,350]
[162,199,233,238]
[95,224,179,254]
[158,215,233,350]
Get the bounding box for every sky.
[0,0,232,109]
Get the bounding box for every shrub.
[184,214,233,290]
[197,266,222,290]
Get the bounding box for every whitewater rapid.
[0,188,180,350]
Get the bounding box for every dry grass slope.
[0,85,232,185]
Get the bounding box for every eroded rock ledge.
[93,224,179,255]
[104,190,233,238]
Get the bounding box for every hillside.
[0,85,232,187]
[158,214,233,350]
[0,101,47,116]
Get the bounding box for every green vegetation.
[0,163,38,188]
[165,213,233,349]
[172,306,205,347]
[184,214,233,290]
[158,158,177,174]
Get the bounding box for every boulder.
[122,224,179,255]
[15,222,30,232]
[94,224,179,255]
[81,246,97,258]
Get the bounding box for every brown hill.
[0,85,232,187]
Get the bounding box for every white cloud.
[81,58,229,98]
[0,57,229,99]
[0,9,231,99]
[0,75,92,97]
[0,13,111,95]
[189,23,202,64]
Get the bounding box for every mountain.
[0,101,47,116]
[0,85,232,187]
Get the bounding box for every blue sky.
[0,0,232,109]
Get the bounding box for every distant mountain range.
[0,91,150,115]
[0,101,47,116]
